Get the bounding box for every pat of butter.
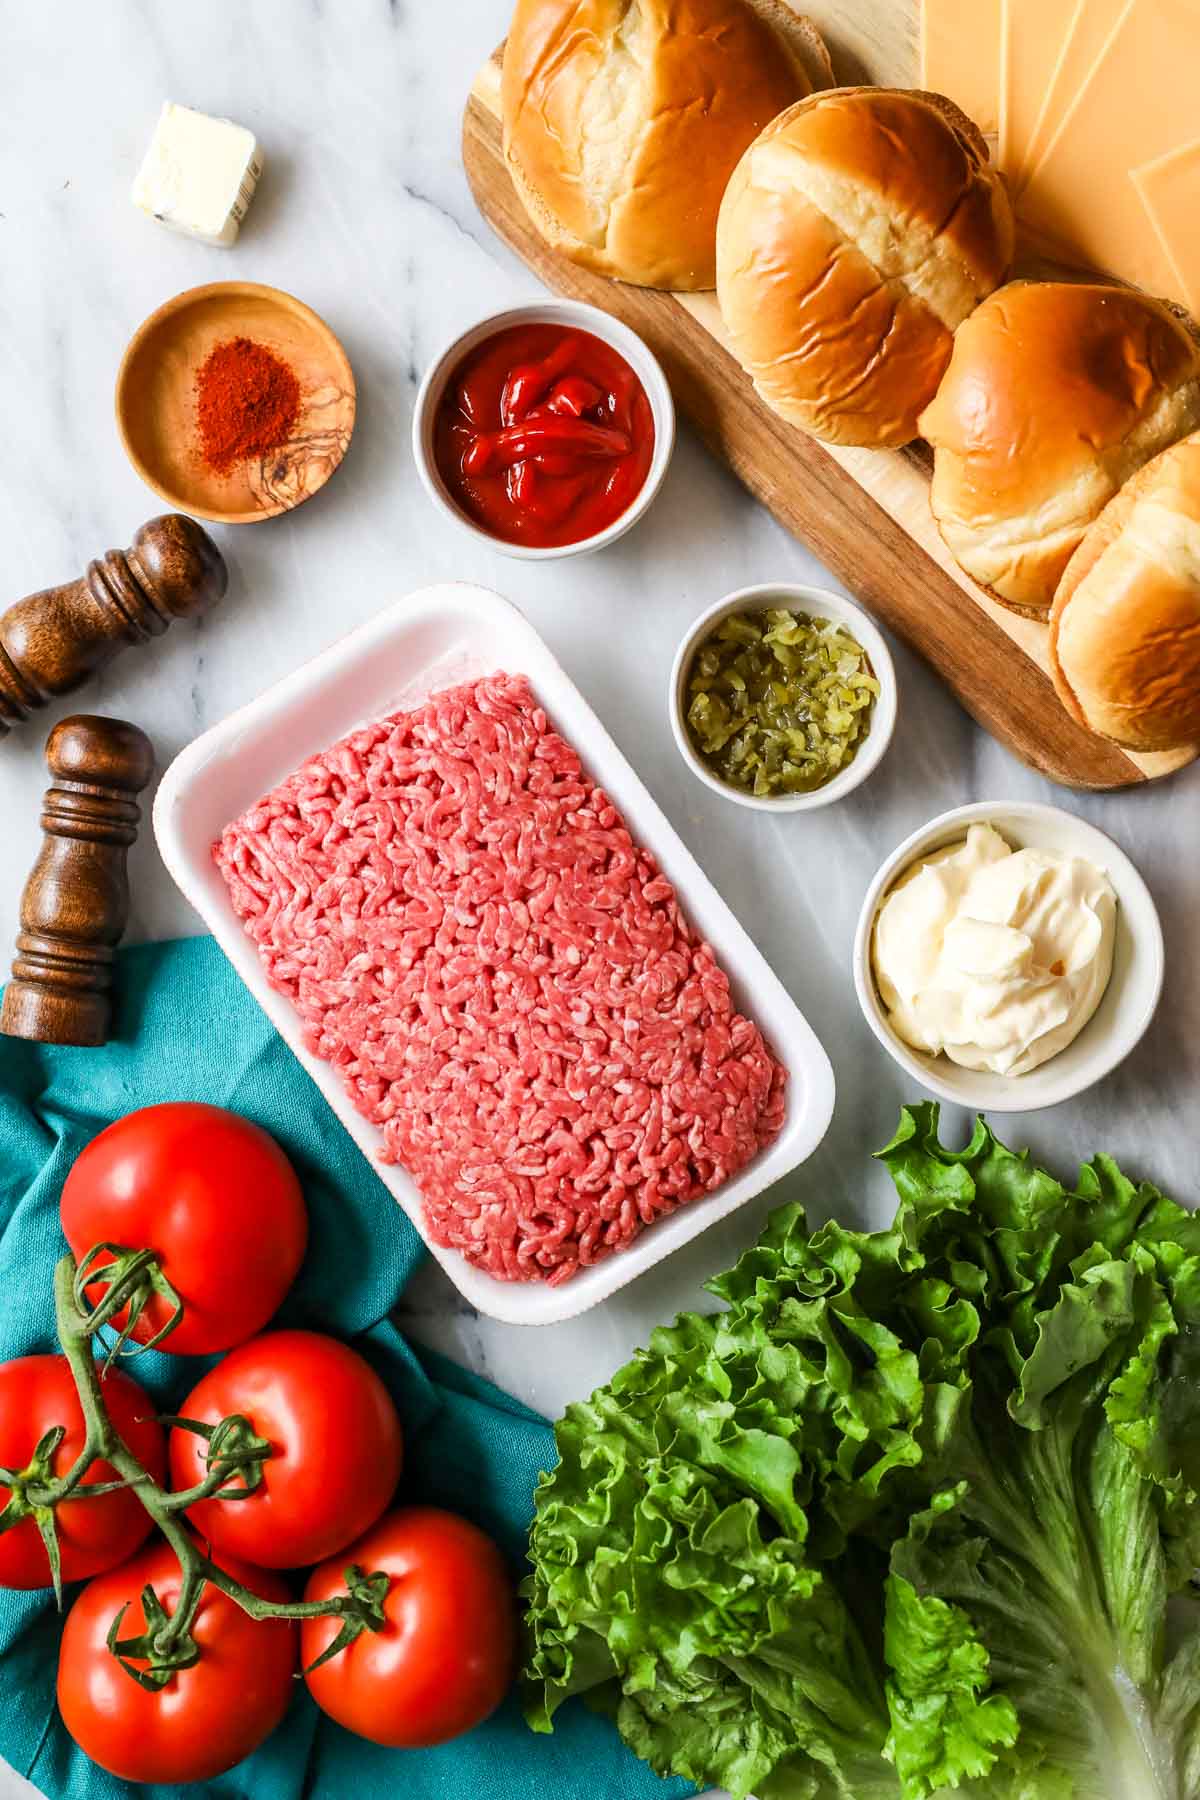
[132,102,262,248]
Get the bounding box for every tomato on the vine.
[57,1539,297,1784]
[0,1356,164,1591]
[60,1102,308,1355]
[169,1330,403,1568]
[302,1507,515,1747]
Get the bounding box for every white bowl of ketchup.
[412,300,676,560]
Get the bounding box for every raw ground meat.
[214,673,787,1284]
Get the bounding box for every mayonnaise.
[871,822,1117,1077]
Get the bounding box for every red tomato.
[57,1538,297,1784]
[169,1330,403,1569]
[302,1507,515,1747]
[0,1356,164,1591]
[60,1103,308,1356]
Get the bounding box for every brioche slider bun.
[501,0,832,291]
[715,87,1013,448]
[1048,432,1200,751]
[919,282,1200,618]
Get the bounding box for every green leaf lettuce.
[523,1105,1200,1799]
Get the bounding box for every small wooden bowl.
[116,282,356,524]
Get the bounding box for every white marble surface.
[2,4,1199,1796]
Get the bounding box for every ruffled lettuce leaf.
[881,1108,1200,1797]
[523,1104,1200,1800]
[523,1299,902,1797]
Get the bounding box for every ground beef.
[214,673,786,1285]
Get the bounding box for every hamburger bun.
[502,0,832,291]
[715,87,1014,448]
[919,282,1200,618]
[1049,432,1200,750]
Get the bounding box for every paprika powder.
[194,336,301,475]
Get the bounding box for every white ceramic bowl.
[853,802,1165,1113]
[411,300,675,561]
[154,583,835,1327]
[669,583,897,811]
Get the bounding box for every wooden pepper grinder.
[0,514,226,736]
[1,716,155,1047]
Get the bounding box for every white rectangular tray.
[154,584,835,1325]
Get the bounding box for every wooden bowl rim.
[114,280,356,526]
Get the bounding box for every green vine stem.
[71,1242,186,1368]
[0,1253,390,1685]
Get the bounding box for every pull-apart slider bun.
[919,282,1200,617]
[1050,431,1200,750]
[715,87,1014,448]
[502,0,832,291]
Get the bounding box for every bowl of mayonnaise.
[853,802,1164,1112]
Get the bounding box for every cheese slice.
[1018,0,1200,296]
[1132,140,1200,314]
[921,0,1002,135]
[1017,0,1130,191]
[999,0,1081,181]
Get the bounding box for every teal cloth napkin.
[0,936,692,1800]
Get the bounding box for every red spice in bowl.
[432,324,655,549]
[195,337,301,475]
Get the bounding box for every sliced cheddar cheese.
[921,0,1002,135]
[999,0,1081,183]
[1132,140,1200,315]
[1018,0,1199,299]
[1017,0,1131,191]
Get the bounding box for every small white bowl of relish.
[412,300,675,560]
[670,583,897,811]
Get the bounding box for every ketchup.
[433,324,655,549]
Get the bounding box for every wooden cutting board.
[462,37,1195,791]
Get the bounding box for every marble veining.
[2,6,1199,1797]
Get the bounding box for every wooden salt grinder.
[1,716,155,1047]
[0,514,227,736]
